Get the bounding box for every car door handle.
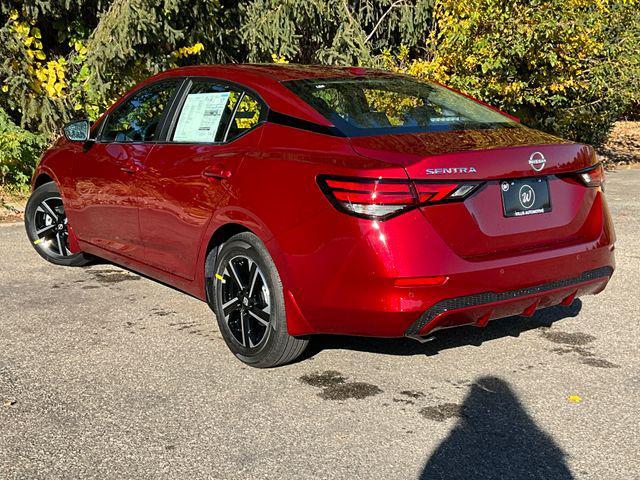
[202,165,232,180]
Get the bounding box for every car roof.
[163,64,395,82]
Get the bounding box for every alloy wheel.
[220,255,272,348]
[32,196,71,257]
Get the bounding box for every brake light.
[318,176,481,220]
[577,164,605,189]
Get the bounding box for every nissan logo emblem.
[529,152,546,172]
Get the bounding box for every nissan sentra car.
[25,64,615,367]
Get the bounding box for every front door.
[70,80,181,259]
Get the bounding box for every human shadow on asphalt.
[419,376,574,479]
[305,300,582,359]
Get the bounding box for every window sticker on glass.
[173,92,230,142]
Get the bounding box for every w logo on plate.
[519,185,536,209]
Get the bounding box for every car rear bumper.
[284,239,614,337]
[404,266,612,337]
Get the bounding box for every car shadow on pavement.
[419,376,574,479]
[306,301,582,358]
[80,262,203,300]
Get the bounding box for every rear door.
[138,78,267,279]
[71,80,182,258]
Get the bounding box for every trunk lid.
[349,126,595,180]
[349,127,602,260]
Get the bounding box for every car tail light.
[577,164,605,189]
[318,176,481,220]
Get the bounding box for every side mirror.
[63,119,91,142]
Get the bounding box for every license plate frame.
[501,177,551,217]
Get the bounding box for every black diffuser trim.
[405,266,613,336]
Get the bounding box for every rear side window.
[170,80,265,143]
[227,94,264,140]
[284,76,517,137]
[101,81,179,143]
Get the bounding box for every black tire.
[24,182,92,267]
[206,232,308,368]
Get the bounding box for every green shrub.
[0,108,48,189]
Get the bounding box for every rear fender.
[196,208,312,335]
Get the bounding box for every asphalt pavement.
[1,169,639,479]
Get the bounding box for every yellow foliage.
[380,47,449,85]
[271,54,289,64]
[234,95,262,129]
[74,41,88,56]
[37,60,68,98]
[174,42,205,58]
[7,13,68,99]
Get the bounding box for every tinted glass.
[284,76,517,137]
[102,81,178,142]
[171,81,239,143]
[170,81,265,143]
[226,92,265,141]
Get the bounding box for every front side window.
[170,81,265,143]
[101,81,179,142]
[284,76,518,137]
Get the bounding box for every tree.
[84,0,244,103]
[240,0,434,65]
[0,1,96,133]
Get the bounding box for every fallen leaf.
[567,395,582,403]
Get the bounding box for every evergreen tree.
[84,0,244,102]
[240,0,434,65]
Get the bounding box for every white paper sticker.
[173,92,230,143]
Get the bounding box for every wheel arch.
[203,223,252,276]
[199,221,315,336]
[33,173,54,190]
[31,159,63,191]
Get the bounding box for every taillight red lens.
[318,176,481,220]
[577,164,605,189]
[319,177,415,219]
[413,183,464,203]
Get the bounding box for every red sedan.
[25,64,615,367]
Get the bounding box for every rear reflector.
[394,276,449,287]
[318,175,481,220]
[449,184,478,198]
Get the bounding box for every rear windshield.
[283,76,517,137]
